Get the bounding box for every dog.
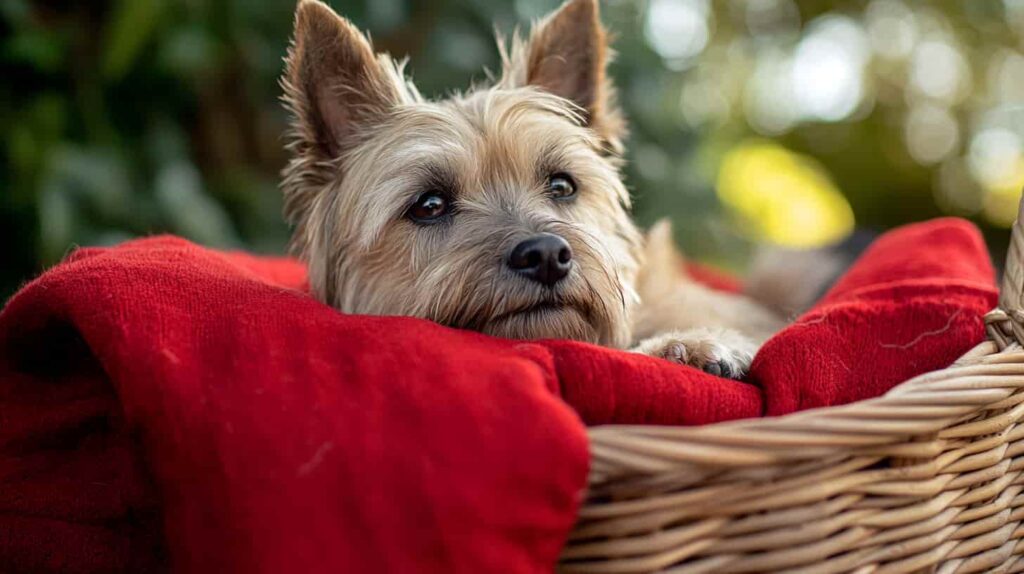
[279,0,791,378]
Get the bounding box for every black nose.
[507,233,573,286]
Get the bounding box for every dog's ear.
[636,219,688,299]
[504,0,625,146]
[283,0,405,159]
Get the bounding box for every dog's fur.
[280,0,786,377]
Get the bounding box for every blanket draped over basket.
[0,217,1001,573]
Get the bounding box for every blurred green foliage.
[2,0,1021,301]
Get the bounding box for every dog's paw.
[632,328,758,379]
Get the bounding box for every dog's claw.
[703,359,732,378]
[632,328,757,380]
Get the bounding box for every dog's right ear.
[500,0,625,150]
[283,0,404,159]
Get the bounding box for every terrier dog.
[280,0,787,378]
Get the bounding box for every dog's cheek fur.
[568,207,643,348]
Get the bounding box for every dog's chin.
[481,304,603,343]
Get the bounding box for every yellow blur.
[980,159,1024,228]
[717,139,855,248]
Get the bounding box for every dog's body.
[281,0,788,378]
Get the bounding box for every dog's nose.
[507,233,573,286]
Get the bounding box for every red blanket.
[0,218,997,573]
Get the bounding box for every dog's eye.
[406,192,450,223]
[547,173,577,200]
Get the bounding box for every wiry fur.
[279,0,785,377]
[493,0,626,152]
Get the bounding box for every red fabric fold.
[0,217,998,572]
[752,218,997,415]
[0,238,588,573]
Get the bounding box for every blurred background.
[3,0,1023,300]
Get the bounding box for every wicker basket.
[560,197,1024,574]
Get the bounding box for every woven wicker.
[561,197,1024,574]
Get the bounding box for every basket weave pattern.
[561,200,1024,573]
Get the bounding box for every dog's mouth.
[492,300,583,323]
[476,295,607,344]
[486,297,599,339]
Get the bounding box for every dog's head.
[281,0,643,347]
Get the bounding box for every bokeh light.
[791,16,870,122]
[987,49,1024,104]
[865,0,917,60]
[744,49,797,135]
[740,0,800,39]
[904,104,960,165]
[909,40,970,104]
[717,140,855,247]
[970,128,1024,227]
[644,0,712,68]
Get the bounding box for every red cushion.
[0,217,997,572]
[755,218,997,415]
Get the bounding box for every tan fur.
[494,0,626,150]
[634,220,783,344]
[280,0,785,377]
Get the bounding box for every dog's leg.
[630,283,774,379]
[631,221,786,378]
[632,327,758,378]
[631,278,782,377]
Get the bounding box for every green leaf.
[159,25,219,77]
[103,0,165,81]
[0,0,30,26]
[154,161,241,247]
[4,29,66,72]
[49,147,133,222]
[38,178,75,264]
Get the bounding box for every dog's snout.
[507,233,573,286]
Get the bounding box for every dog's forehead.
[381,89,600,181]
[446,89,582,133]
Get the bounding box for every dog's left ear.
[505,0,625,148]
